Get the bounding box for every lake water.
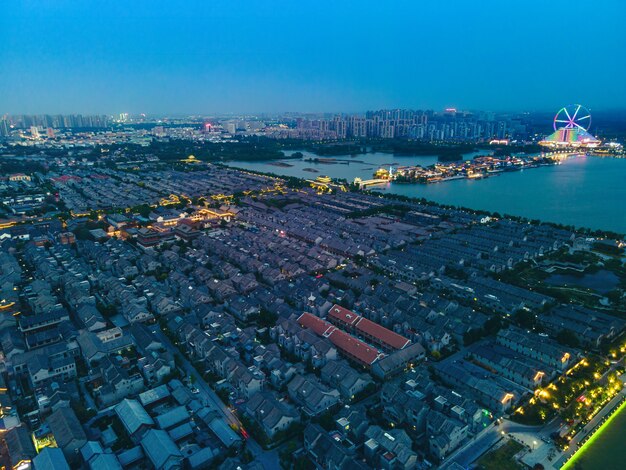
[227,151,626,234]
[228,149,488,181]
[546,270,620,294]
[563,399,626,470]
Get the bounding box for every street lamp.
[533,440,537,450]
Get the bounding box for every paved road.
[150,327,237,423]
[446,390,626,470]
[443,355,626,468]
[445,419,543,468]
[150,325,281,468]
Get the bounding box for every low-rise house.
[155,406,190,431]
[363,425,418,470]
[269,363,297,390]
[371,342,426,380]
[27,353,76,387]
[469,342,550,389]
[35,382,73,416]
[381,384,429,431]
[242,391,300,439]
[207,416,242,449]
[0,329,26,361]
[226,297,260,322]
[231,273,259,294]
[205,344,236,379]
[137,350,174,384]
[138,384,171,408]
[76,304,107,332]
[140,429,183,470]
[435,360,517,413]
[18,307,70,334]
[335,408,370,442]
[130,323,162,352]
[426,410,468,460]
[231,365,265,399]
[122,300,154,324]
[287,374,340,417]
[114,398,154,441]
[76,329,134,365]
[11,342,79,383]
[320,360,373,400]
[297,313,382,368]
[46,407,88,464]
[150,294,183,317]
[496,327,574,372]
[33,447,70,470]
[25,326,63,350]
[5,425,37,470]
[327,304,411,352]
[92,357,145,407]
[80,441,123,469]
[304,423,366,470]
[187,447,218,469]
[539,304,625,350]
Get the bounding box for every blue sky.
[1,0,625,114]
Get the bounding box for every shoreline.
[559,393,626,469]
[380,156,559,185]
[222,162,626,238]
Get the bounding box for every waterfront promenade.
[444,419,542,468]
[504,388,626,470]
[558,390,626,469]
[442,383,626,469]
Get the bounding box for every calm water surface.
[228,152,626,234]
[546,270,619,294]
[563,400,626,470]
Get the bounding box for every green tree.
[258,308,278,328]
[556,329,580,348]
[513,309,535,329]
[483,316,503,335]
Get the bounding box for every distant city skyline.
[1,0,625,115]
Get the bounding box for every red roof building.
[328,305,360,328]
[327,304,411,352]
[328,329,383,367]
[297,312,334,337]
[355,317,411,351]
[297,313,384,368]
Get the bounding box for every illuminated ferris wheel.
[553,104,591,132]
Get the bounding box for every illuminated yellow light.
[501,393,514,404]
[15,460,32,470]
[562,400,626,469]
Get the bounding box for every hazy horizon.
[2,0,625,115]
[5,108,626,120]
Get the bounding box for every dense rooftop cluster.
[0,162,624,470]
